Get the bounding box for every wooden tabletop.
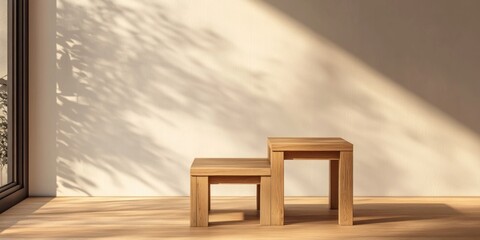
[268,137,353,152]
[191,158,270,176]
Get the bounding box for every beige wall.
[29,0,480,196]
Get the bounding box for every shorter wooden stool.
[190,158,271,227]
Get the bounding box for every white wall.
[29,0,480,196]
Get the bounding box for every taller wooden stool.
[190,158,271,227]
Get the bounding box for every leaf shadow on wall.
[55,0,285,195]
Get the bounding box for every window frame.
[0,0,28,213]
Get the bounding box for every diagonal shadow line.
[258,0,480,135]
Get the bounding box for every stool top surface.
[191,158,270,176]
[268,137,353,151]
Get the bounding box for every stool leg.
[339,152,353,226]
[196,176,209,227]
[256,184,260,211]
[208,184,211,211]
[260,176,271,225]
[270,151,285,226]
[190,176,197,226]
[329,160,339,209]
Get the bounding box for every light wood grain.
[191,158,272,226]
[329,160,339,209]
[191,158,270,176]
[260,177,271,225]
[268,138,353,151]
[196,177,209,227]
[339,151,353,225]
[268,137,353,226]
[190,176,197,226]
[270,151,285,226]
[2,197,480,239]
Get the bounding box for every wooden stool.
[190,158,271,227]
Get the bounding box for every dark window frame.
[0,0,28,213]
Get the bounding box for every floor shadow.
[0,198,52,233]
[281,202,460,225]
[208,209,260,226]
[285,204,337,224]
[354,203,460,225]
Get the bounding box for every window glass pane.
[0,0,8,187]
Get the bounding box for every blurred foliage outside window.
[0,74,6,186]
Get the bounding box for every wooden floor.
[1,197,479,239]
